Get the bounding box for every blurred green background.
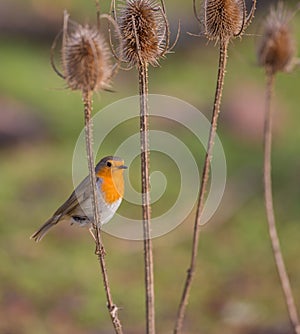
[1,0,300,333]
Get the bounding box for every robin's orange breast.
[99,174,125,205]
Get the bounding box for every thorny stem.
[83,91,123,334]
[263,72,300,334]
[83,92,103,254]
[139,61,155,334]
[174,39,229,334]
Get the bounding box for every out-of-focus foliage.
[0,1,299,333]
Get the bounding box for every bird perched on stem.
[31,156,127,242]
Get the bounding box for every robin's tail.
[30,215,61,242]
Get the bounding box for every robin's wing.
[52,175,94,217]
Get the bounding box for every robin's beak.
[118,165,127,169]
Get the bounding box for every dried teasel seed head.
[257,2,296,74]
[202,0,245,42]
[56,12,113,93]
[117,0,167,66]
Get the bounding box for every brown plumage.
[31,156,127,242]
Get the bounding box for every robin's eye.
[106,161,112,167]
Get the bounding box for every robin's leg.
[89,227,106,256]
[88,227,97,241]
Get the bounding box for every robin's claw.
[95,244,106,256]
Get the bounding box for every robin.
[31,156,127,242]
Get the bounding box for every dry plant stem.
[83,92,103,253]
[263,72,300,334]
[82,92,123,334]
[139,60,155,334]
[174,39,229,334]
